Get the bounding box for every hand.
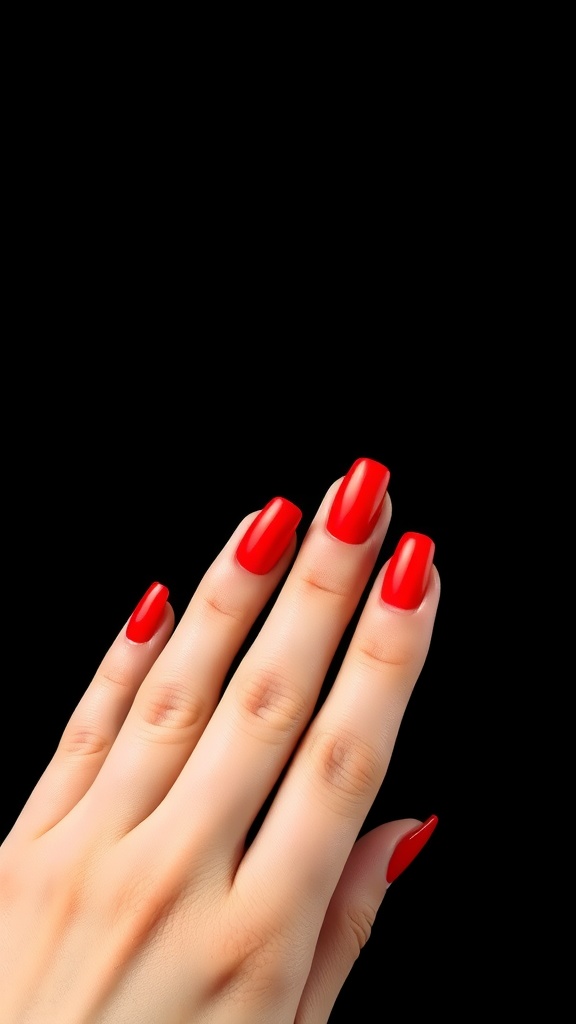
[0,458,440,1024]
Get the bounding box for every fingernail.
[126,582,169,643]
[381,532,435,609]
[326,457,390,544]
[386,815,438,883]
[236,497,302,575]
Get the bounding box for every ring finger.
[237,532,439,932]
[82,498,302,836]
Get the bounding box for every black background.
[0,35,505,1020]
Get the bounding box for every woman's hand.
[0,458,440,1024]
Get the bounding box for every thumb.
[295,815,438,1024]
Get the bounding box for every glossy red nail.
[236,497,302,575]
[126,582,169,643]
[381,532,435,609]
[326,457,390,544]
[386,814,438,883]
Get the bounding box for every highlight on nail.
[386,814,438,883]
[381,531,435,609]
[236,497,302,575]
[126,582,169,643]
[326,457,391,544]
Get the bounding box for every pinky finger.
[6,583,174,844]
[295,816,438,1024]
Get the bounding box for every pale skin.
[0,474,440,1024]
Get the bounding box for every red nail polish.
[381,532,435,609]
[326,458,390,544]
[126,582,169,643]
[236,497,302,575]
[386,815,438,883]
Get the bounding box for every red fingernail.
[326,458,390,544]
[126,582,169,643]
[236,497,302,575]
[386,815,438,883]
[381,532,435,609]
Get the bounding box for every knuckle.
[138,677,205,740]
[208,908,294,1004]
[356,631,413,670]
[202,589,246,625]
[237,666,307,741]
[343,901,377,959]
[97,663,139,693]
[297,569,349,601]
[59,727,108,758]
[309,730,380,815]
[107,867,178,936]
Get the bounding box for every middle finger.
[149,458,391,861]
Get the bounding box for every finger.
[147,459,392,865]
[83,499,302,837]
[237,534,439,928]
[6,584,174,844]
[295,816,438,1024]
